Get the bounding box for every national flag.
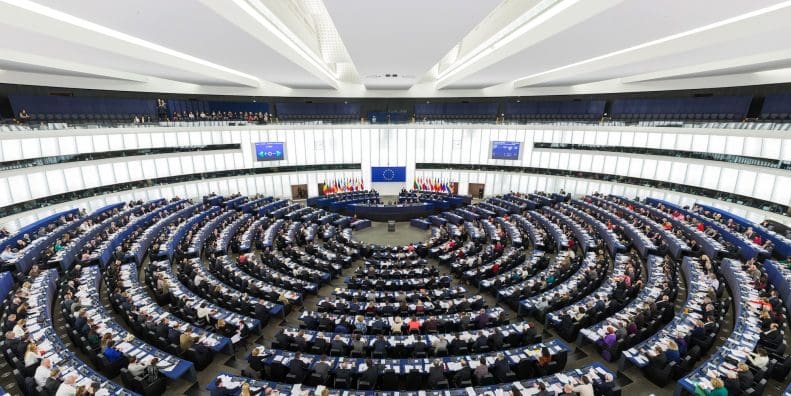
[413,179,419,190]
[322,183,328,195]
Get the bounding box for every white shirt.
[197,307,211,320]
[34,365,50,387]
[749,354,769,369]
[55,382,77,396]
[12,324,25,338]
[128,362,146,377]
[0,251,16,261]
[24,351,40,367]
[574,383,595,396]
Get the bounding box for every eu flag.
[371,166,406,182]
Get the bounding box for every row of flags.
[322,178,364,194]
[413,176,453,193]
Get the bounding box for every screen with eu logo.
[371,166,406,182]
[491,141,521,160]
[254,142,285,161]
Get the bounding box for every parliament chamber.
[1,1,791,395]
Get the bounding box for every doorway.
[291,184,308,199]
[468,183,485,199]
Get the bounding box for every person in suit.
[155,320,169,340]
[302,314,318,330]
[293,330,307,351]
[43,368,61,396]
[664,340,681,363]
[74,310,89,334]
[488,331,504,350]
[536,347,552,368]
[432,335,449,355]
[452,359,472,387]
[724,370,741,396]
[450,334,466,354]
[360,358,380,386]
[254,299,270,323]
[427,359,447,388]
[179,330,194,352]
[167,326,181,346]
[372,334,388,355]
[55,374,78,396]
[532,381,554,396]
[746,347,769,370]
[33,358,52,388]
[330,334,346,354]
[491,353,510,380]
[595,373,617,395]
[335,359,352,384]
[473,357,488,384]
[103,340,124,364]
[351,333,366,355]
[287,351,308,381]
[735,362,754,390]
[312,332,328,353]
[648,345,668,368]
[318,316,334,331]
[759,323,782,348]
[473,331,488,351]
[475,309,490,328]
[412,334,428,357]
[313,354,331,382]
[210,377,235,396]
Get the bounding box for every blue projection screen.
[371,166,407,182]
[254,142,285,161]
[491,141,521,160]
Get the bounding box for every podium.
[387,221,396,232]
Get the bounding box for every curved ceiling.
[1,0,790,97]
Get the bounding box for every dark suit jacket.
[595,380,616,395]
[453,366,472,387]
[492,358,510,379]
[428,365,446,386]
[650,353,668,368]
[254,304,269,321]
[739,370,754,389]
[210,386,235,396]
[288,358,308,379]
[155,324,169,340]
[361,364,380,384]
[167,328,180,345]
[313,361,331,380]
[373,339,388,353]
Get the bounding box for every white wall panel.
[735,170,757,196]
[97,163,115,186]
[718,168,738,193]
[45,169,66,196]
[1,125,789,227]
[27,172,48,199]
[39,136,60,157]
[92,135,109,153]
[22,139,42,159]
[81,165,100,189]
[2,140,21,161]
[108,134,124,151]
[700,166,721,190]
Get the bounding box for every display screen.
[254,142,285,161]
[371,166,407,182]
[491,141,521,160]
